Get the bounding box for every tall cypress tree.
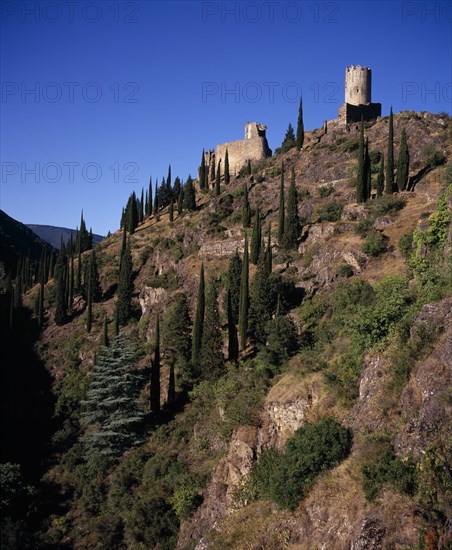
[68,250,74,310]
[226,250,242,325]
[173,176,181,200]
[215,159,221,196]
[249,247,272,345]
[199,150,207,191]
[210,158,216,184]
[396,128,410,191]
[116,238,133,325]
[178,187,184,215]
[191,263,205,372]
[86,265,93,333]
[224,148,230,185]
[265,223,272,274]
[250,206,262,264]
[364,137,372,201]
[200,278,224,379]
[356,119,366,203]
[376,153,385,198]
[139,188,144,223]
[102,316,109,347]
[227,289,239,362]
[242,183,251,228]
[247,159,252,176]
[184,176,196,211]
[54,248,67,326]
[148,176,153,218]
[296,95,304,150]
[386,106,395,194]
[169,198,174,222]
[150,316,161,414]
[284,167,300,249]
[238,234,249,351]
[88,248,101,302]
[278,162,285,245]
[167,364,175,406]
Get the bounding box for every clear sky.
[1,0,451,235]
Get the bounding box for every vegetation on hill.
[1,111,451,550]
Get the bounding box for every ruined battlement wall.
[216,122,272,176]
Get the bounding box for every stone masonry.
[338,65,381,124]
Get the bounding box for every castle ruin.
[214,122,272,176]
[338,65,381,124]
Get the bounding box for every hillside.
[26,225,104,250]
[0,209,56,279]
[1,111,451,550]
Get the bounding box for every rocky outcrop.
[138,286,167,317]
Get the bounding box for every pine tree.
[250,206,262,264]
[227,289,239,362]
[376,153,385,198]
[150,316,161,414]
[296,95,304,150]
[284,167,300,248]
[396,128,410,191]
[242,183,251,228]
[191,263,205,372]
[116,238,133,325]
[162,292,192,389]
[278,162,285,245]
[102,316,109,347]
[81,334,146,460]
[78,211,92,252]
[214,159,221,196]
[356,119,366,203]
[226,250,242,325]
[200,278,224,379]
[224,148,230,185]
[238,234,249,351]
[386,106,395,194]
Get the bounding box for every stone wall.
[345,65,371,105]
[338,102,382,124]
[215,122,272,176]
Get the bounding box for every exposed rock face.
[138,286,167,317]
[396,297,452,458]
[351,518,387,550]
[198,238,244,260]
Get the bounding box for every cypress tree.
[356,119,366,203]
[153,180,159,217]
[127,192,139,234]
[376,153,385,197]
[54,249,67,326]
[296,95,304,150]
[386,107,395,194]
[278,162,285,245]
[365,137,372,201]
[224,148,230,185]
[199,150,207,191]
[265,223,272,273]
[169,198,174,222]
[148,176,153,218]
[227,289,239,362]
[173,176,181,200]
[284,167,300,249]
[242,183,251,228]
[86,268,92,333]
[210,158,215,184]
[78,211,91,252]
[247,159,252,176]
[162,292,193,389]
[167,364,175,405]
[238,234,249,351]
[167,164,172,189]
[249,247,272,345]
[191,263,205,372]
[178,188,184,215]
[396,128,410,191]
[183,176,196,211]
[69,251,74,310]
[214,159,221,196]
[102,316,109,347]
[139,188,144,223]
[200,278,224,379]
[88,248,101,302]
[226,250,242,325]
[150,316,161,414]
[75,245,82,292]
[116,238,133,325]
[250,206,262,264]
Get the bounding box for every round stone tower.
[345,65,371,105]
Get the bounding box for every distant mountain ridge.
[26,224,104,249]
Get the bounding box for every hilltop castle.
[338,65,381,124]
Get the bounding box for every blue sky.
[1,0,451,235]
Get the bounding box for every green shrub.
[355,219,374,236]
[336,264,354,278]
[318,185,334,198]
[317,201,344,222]
[361,230,388,256]
[367,196,406,218]
[422,146,446,168]
[324,349,363,404]
[398,231,414,258]
[270,418,352,510]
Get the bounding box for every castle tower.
[338,65,381,124]
[345,65,371,105]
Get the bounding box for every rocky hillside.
[2,111,451,550]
